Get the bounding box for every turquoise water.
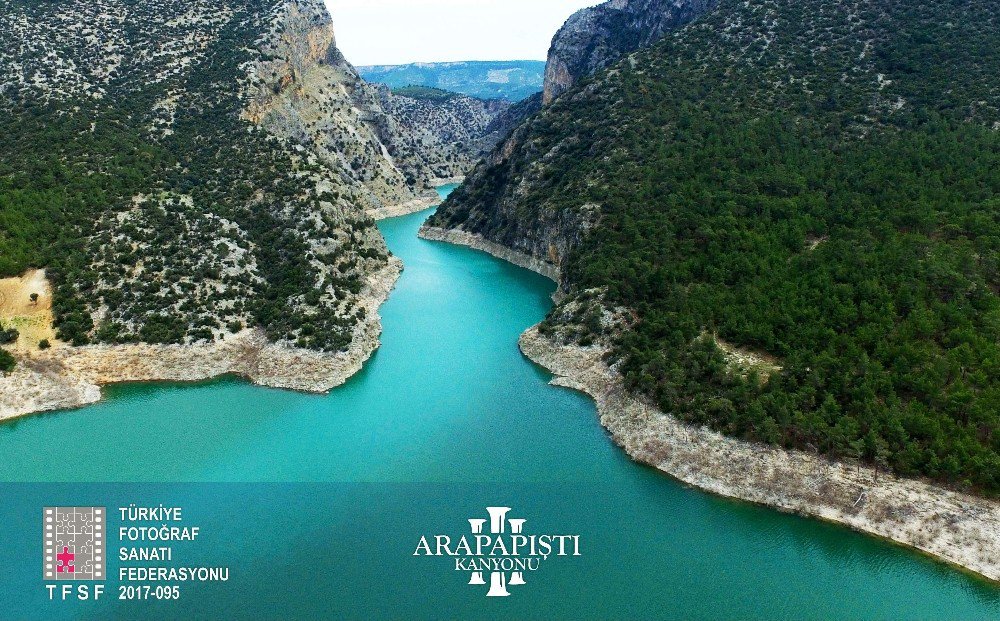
[0,186,998,619]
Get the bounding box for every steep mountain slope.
[241,1,502,213]
[542,0,717,104]
[359,61,546,102]
[489,0,715,153]
[372,86,512,166]
[0,0,501,358]
[482,92,545,154]
[428,0,1000,494]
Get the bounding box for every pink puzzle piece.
[57,547,75,574]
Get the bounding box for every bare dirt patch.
[710,333,783,381]
[0,269,59,352]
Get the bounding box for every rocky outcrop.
[0,259,402,420]
[372,86,512,163]
[519,325,1000,583]
[243,0,503,213]
[543,0,717,104]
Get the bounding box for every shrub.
[0,349,15,373]
[0,328,19,345]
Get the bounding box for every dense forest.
[432,0,1000,494]
[0,0,388,354]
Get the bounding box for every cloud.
[325,0,601,66]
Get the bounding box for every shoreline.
[369,177,466,221]
[518,326,1000,584]
[0,258,402,421]
[425,224,1000,584]
[417,226,562,283]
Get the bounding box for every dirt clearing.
[0,269,59,352]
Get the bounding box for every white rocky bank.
[366,178,466,221]
[418,226,562,282]
[519,325,1000,583]
[0,259,401,421]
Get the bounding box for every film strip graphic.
[43,507,105,581]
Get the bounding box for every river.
[0,186,997,619]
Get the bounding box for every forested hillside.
[430,0,1000,494]
[0,0,499,357]
[0,0,398,352]
[541,0,716,104]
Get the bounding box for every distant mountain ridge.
[359,60,546,101]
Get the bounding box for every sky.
[325,0,602,66]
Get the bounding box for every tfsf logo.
[413,506,581,597]
[43,507,105,581]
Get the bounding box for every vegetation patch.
[392,86,461,102]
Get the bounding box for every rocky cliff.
[372,85,512,171]
[243,0,507,213]
[542,0,717,104]
[481,92,544,153]
[0,0,497,404]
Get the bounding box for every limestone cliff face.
[371,84,512,166]
[543,0,717,104]
[243,0,501,212]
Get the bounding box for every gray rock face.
[244,0,507,212]
[543,0,717,104]
[482,92,543,148]
[423,104,604,287]
[372,84,512,165]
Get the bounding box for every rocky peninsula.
[0,260,401,421]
